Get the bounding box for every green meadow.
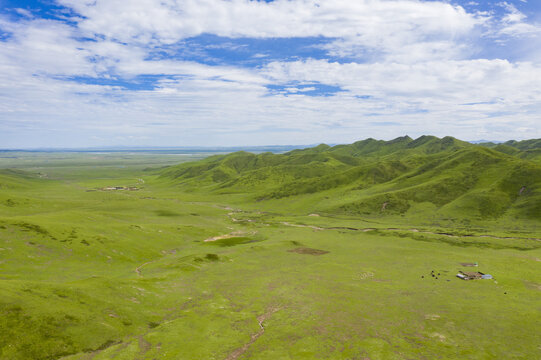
[0,137,540,360]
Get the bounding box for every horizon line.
[0,136,516,152]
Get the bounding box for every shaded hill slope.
[330,147,541,220]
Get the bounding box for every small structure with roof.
[456,271,492,280]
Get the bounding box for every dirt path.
[223,209,540,242]
[412,230,541,241]
[276,222,541,242]
[156,200,540,243]
[280,221,325,231]
[226,307,281,360]
[135,261,155,276]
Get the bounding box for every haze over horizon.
[1,0,540,148]
[0,135,511,151]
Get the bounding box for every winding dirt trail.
[226,307,281,360]
[280,221,325,231]
[277,222,541,241]
[225,211,540,242]
[135,261,155,276]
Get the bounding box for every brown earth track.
[204,231,256,242]
[222,206,540,241]
[135,261,155,276]
[226,307,281,360]
[273,218,540,242]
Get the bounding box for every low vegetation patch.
[206,236,261,247]
[287,247,329,255]
[155,209,181,217]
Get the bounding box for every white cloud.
[2,54,540,146]
[0,0,540,147]
[57,0,484,62]
[0,17,97,77]
[60,0,479,39]
[14,8,33,18]
[494,2,541,37]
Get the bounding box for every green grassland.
[0,138,540,360]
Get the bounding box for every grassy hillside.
[160,136,541,225]
[0,169,37,189]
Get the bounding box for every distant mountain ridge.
[478,138,541,150]
[160,136,541,221]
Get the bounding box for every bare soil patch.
[280,221,324,230]
[524,281,541,291]
[138,335,152,356]
[204,231,256,242]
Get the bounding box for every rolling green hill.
[479,138,541,150]
[480,138,541,163]
[160,136,541,223]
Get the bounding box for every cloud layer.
[0,0,540,147]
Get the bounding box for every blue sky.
[0,0,540,148]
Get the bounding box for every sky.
[0,0,540,148]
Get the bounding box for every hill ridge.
[160,136,541,221]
